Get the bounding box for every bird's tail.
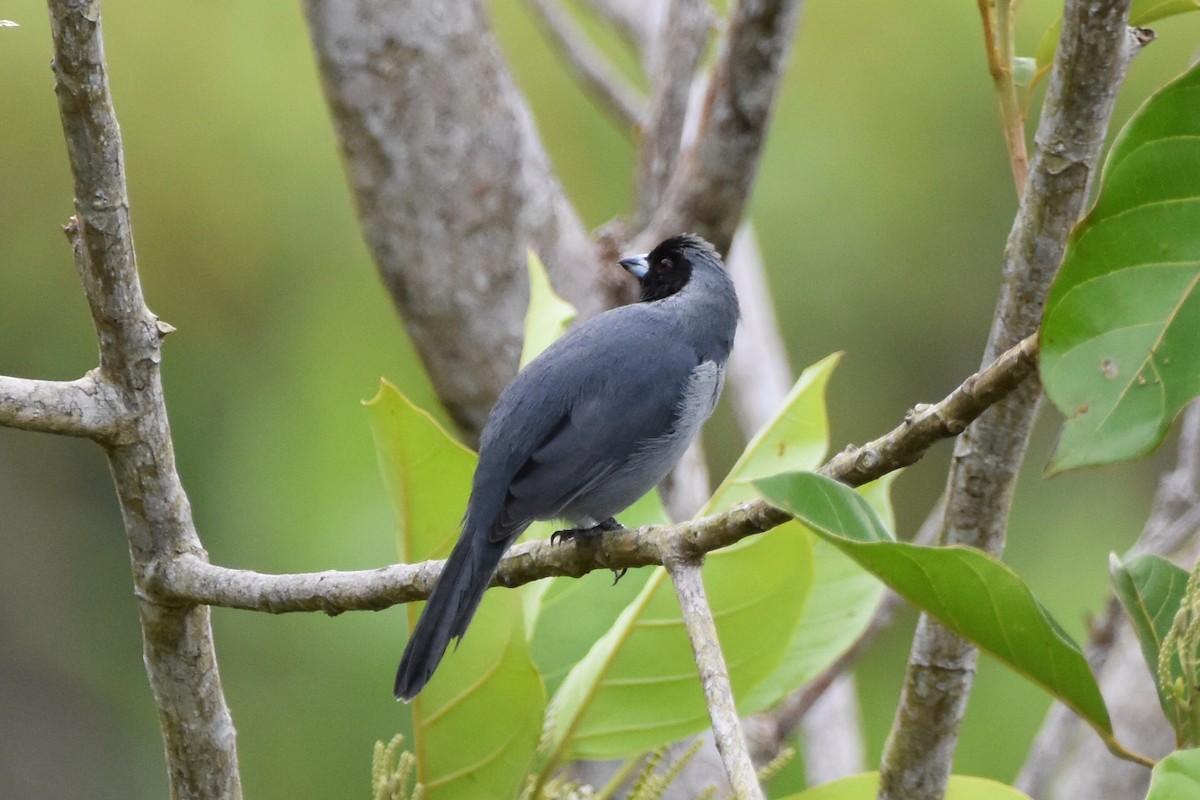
[394,528,508,701]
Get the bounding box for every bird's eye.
[660,258,673,271]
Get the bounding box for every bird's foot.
[551,518,628,583]
[550,516,624,545]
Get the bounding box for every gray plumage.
[394,234,739,700]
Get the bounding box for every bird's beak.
[619,254,649,279]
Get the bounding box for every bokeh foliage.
[3,1,1200,796]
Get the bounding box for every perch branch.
[667,557,765,800]
[45,1,242,797]
[878,2,1141,798]
[147,335,1037,613]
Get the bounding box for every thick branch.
[46,2,241,798]
[667,558,765,800]
[643,0,804,254]
[302,0,607,445]
[152,336,1037,614]
[878,3,1139,798]
[0,372,125,441]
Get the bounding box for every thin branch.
[46,2,242,797]
[0,372,125,442]
[634,0,711,223]
[149,336,1038,614]
[641,0,805,255]
[525,0,648,130]
[976,0,1030,191]
[878,2,1141,797]
[666,557,765,800]
[584,0,663,53]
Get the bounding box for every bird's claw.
[550,517,624,546]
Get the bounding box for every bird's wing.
[496,332,700,537]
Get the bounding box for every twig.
[877,2,1141,797]
[525,0,647,130]
[666,557,765,800]
[583,0,663,53]
[143,335,1037,614]
[976,0,1030,191]
[45,1,242,797]
[641,0,805,255]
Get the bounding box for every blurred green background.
[1,1,1197,797]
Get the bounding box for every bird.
[394,233,740,701]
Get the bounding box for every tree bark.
[302,0,608,444]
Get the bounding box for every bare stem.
[978,0,1030,191]
[666,557,764,800]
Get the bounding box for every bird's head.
[619,234,726,303]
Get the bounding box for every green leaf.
[366,380,475,564]
[521,248,576,367]
[738,473,893,714]
[1147,749,1200,800]
[1041,61,1200,472]
[754,471,1121,749]
[777,772,1032,800]
[366,381,545,798]
[541,356,843,764]
[1111,553,1190,728]
[1131,0,1200,25]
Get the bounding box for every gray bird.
[394,233,739,700]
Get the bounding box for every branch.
[46,2,241,797]
[150,335,1037,614]
[642,0,804,254]
[878,2,1141,797]
[0,372,125,441]
[667,558,765,799]
[302,0,609,445]
[525,0,648,130]
[633,0,711,224]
